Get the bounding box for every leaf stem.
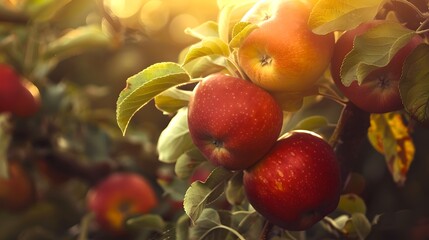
[198,225,246,240]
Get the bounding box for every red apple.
[0,64,40,117]
[0,64,23,114]
[187,74,283,170]
[243,130,341,230]
[86,173,158,234]
[0,161,35,211]
[330,20,423,113]
[238,0,335,93]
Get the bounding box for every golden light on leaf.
[139,0,170,32]
[105,0,144,19]
[367,113,415,186]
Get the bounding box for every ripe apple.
[0,161,35,211]
[238,0,335,93]
[187,74,283,170]
[0,64,23,114]
[330,20,423,113]
[243,130,341,230]
[86,173,158,234]
[13,79,41,117]
[0,64,40,117]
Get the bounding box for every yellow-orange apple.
[330,20,423,113]
[86,173,158,234]
[238,0,335,93]
[187,74,283,170]
[243,130,341,230]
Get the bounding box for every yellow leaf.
[367,113,415,186]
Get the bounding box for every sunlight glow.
[105,0,144,18]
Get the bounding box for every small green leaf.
[341,22,416,87]
[348,213,372,240]
[176,214,191,240]
[217,0,257,43]
[182,37,230,65]
[0,115,11,178]
[126,214,166,232]
[309,0,384,35]
[294,115,329,131]
[44,25,111,60]
[184,55,228,78]
[225,172,245,206]
[184,21,219,40]
[400,44,429,125]
[189,208,223,240]
[184,167,233,223]
[157,108,195,163]
[337,194,367,215]
[229,22,258,48]
[175,148,206,179]
[116,62,190,134]
[154,88,192,115]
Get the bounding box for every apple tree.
[1,0,429,239]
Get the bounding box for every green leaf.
[0,115,11,178]
[217,0,257,43]
[126,214,166,232]
[184,55,228,78]
[176,214,191,240]
[294,115,329,131]
[229,22,258,48]
[175,148,206,179]
[309,0,384,35]
[154,88,192,115]
[184,167,233,223]
[157,108,195,163]
[182,37,230,65]
[190,208,226,240]
[347,213,372,240]
[184,21,219,40]
[337,194,367,215]
[25,0,71,22]
[116,62,190,134]
[341,22,416,87]
[225,172,245,206]
[44,25,111,60]
[400,44,429,125]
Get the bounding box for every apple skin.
[0,64,40,117]
[187,74,283,170]
[238,0,335,93]
[86,173,158,234]
[0,64,23,114]
[330,20,423,113]
[243,130,341,231]
[0,161,35,211]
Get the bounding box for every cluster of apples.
[0,64,40,117]
[187,0,342,230]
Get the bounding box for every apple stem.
[0,8,28,24]
[329,102,370,185]
[317,84,347,106]
[416,18,429,33]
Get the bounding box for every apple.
[0,161,35,211]
[0,64,40,117]
[238,0,335,93]
[330,20,423,113]
[243,130,341,231]
[388,0,428,30]
[187,74,283,170]
[0,64,23,114]
[86,173,158,234]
